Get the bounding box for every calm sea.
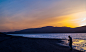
[8,33,86,52]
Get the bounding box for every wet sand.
[0,35,83,52]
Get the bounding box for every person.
[68,36,72,50]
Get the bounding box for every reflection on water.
[73,39,86,52]
[9,33,86,51]
[59,39,86,52]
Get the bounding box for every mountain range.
[6,26,86,34]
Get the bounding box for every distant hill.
[6,26,86,34]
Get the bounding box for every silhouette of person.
[68,36,72,50]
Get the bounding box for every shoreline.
[0,34,83,52]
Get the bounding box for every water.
[8,33,86,52]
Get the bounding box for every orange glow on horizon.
[53,11,86,28]
[0,11,86,32]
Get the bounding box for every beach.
[0,33,83,52]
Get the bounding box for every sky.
[0,0,86,32]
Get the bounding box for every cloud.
[0,0,86,32]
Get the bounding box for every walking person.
[68,36,73,50]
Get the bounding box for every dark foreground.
[0,34,83,52]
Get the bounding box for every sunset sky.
[0,0,86,32]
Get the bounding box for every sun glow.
[74,12,86,26]
[81,18,86,22]
[69,12,86,27]
[80,18,86,26]
[56,11,86,28]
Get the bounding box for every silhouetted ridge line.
[6,26,86,34]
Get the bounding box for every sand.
[0,34,83,52]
